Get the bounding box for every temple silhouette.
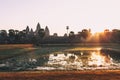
[25,23,50,38]
[0,22,120,44]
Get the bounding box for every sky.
[0,0,120,36]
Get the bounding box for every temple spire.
[45,26,50,37]
[35,22,41,35]
[36,22,41,30]
[30,28,34,36]
[26,25,30,34]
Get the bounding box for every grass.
[0,43,120,60]
[0,44,35,60]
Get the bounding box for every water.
[0,48,120,71]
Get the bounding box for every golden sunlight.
[96,48,102,51]
[89,52,113,66]
[91,28,104,35]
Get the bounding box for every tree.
[81,29,91,40]
[8,29,16,43]
[102,29,111,42]
[69,31,75,43]
[14,30,20,43]
[18,30,26,43]
[0,30,8,43]
[111,29,120,42]
[66,26,69,36]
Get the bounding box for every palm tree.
[66,26,69,36]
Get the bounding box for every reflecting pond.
[0,47,120,71]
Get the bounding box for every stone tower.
[26,26,30,34]
[44,26,50,37]
[30,28,34,36]
[35,22,41,35]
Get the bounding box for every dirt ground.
[0,70,120,80]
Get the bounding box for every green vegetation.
[0,43,119,60]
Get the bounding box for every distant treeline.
[0,28,120,44]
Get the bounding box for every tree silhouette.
[66,26,69,36]
[69,31,75,43]
[8,29,15,43]
[0,30,8,44]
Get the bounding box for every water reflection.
[0,48,120,71]
[47,51,113,68]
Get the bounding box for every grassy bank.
[0,43,120,60]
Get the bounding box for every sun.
[91,28,104,35]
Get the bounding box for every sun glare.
[89,52,113,66]
[92,29,104,35]
[89,52,105,66]
[96,48,102,51]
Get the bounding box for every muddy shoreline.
[0,70,120,80]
